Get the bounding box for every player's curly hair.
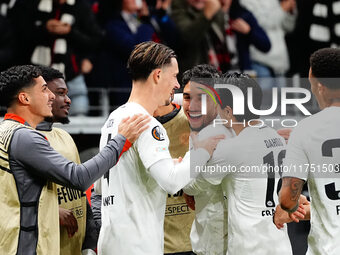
[182,64,221,87]
[310,48,340,89]
[38,65,64,83]
[216,72,262,122]
[0,65,42,107]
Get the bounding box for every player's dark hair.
[127,41,177,81]
[216,72,262,122]
[310,48,340,89]
[182,64,221,87]
[0,65,42,107]
[38,65,64,82]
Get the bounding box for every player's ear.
[225,106,233,119]
[18,91,30,105]
[152,68,162,85]
[317,83,326,96]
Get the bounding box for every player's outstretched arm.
[279,177,305,214]
[10,115,150,191]
[148,134,225,195]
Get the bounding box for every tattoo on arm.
[290,178,304,202]
[283,178,304,202]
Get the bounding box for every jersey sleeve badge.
[152,126,165,141]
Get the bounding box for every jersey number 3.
[322,139,340,200]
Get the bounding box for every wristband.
[283,200,299,214]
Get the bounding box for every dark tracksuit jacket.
[0,113,129,255]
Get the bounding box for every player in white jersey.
[199,73,294,255]
[180,64,234,255]
[96,42,224,255]
[280,48,340,255]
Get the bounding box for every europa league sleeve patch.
[151,126,165,141]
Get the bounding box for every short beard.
[45,116,70,124]
[189,124,204,132]
[56,116,70,124]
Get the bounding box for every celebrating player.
[181,64,233,255]
[280,48,340,255]
[95,42,224,254]
[36,66,98,255]
[0,65,148,255]
[201,73,295,254]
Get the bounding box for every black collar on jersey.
[155,104,181,124]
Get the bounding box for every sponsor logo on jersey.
[165,202,190,216]
[103,195,115,206]
[262,208,275,217]
[152,126,165,141]
[57,187,86,204]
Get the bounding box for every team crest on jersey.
[152,126,165,141]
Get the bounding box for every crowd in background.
[0,0,339,115]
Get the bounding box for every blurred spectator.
[240,0,297,88]
[171,0,230,79]
[0,0,18,71]
[222,0,271,71]
[89,0,178,106]
[12,0,103,116]
[287,0,340,78]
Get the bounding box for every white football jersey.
[97,102,172,255]
[283,106,340,255]
[185,124,234,255]
[207,125,292,255]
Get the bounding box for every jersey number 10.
[263,150,286,207]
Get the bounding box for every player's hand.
[289,195,309,223]
[273,205,288,229]
[183,192,195,210]
[277,128,292,143]
[59,207,78,238]
[273,204,306,229]
[173,157,183,164]
[192,133,225,156]
[118,114,151,143]
[288,204,306,223]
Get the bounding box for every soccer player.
[153,90,195,255]
[0,65,148,255]
[96,42,223,254]
[36,66,98,255]
[202,73,294,254]
[181,64,234,255]
[280,48,340,255]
